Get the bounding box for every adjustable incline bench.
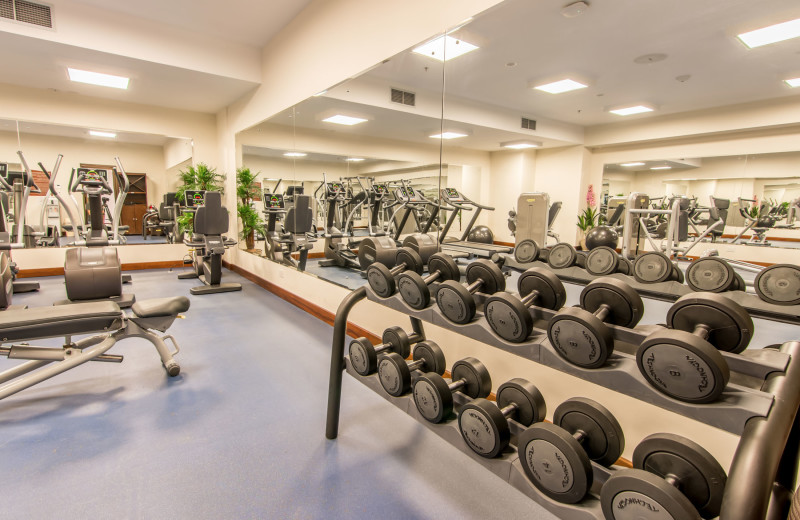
[0,296,190,401]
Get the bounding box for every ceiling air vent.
[391,88,416,107]
[0,0,52,27]
[521,117,536,130]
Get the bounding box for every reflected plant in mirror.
[236,166,264,251]
[176,163,225,202]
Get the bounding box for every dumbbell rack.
[502,257,800,325]
[326,286,800,519]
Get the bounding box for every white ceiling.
[0,118,172,146]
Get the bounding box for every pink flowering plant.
[577,184,600,232]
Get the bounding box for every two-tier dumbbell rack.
[326,285,800,519]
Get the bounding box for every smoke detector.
[561,1,589,18]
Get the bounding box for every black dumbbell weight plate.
[348,337,377,376]
[467,259,505,294]
[580,277,644,328]
[617,256,633,276]
[601,469,700,520]
[377,342,445,397]
[366,263,398,298]
[673,264,685,284]
[548,307,614,368]
[519,267,566,310]
[547,243,577,269]
[428,253,460,282]
[514,239,540,264]
[637,329,730,403]
[382,327,413,358]
[413,357,491,423]
[633,433,727,518]
[436,281,477,324]
[634,251,674,283]
[397,272,431,309]
[732,272,746,292]
[755,264,800,306]
[554,397,624,467]
[517,422,593,504]
[586,246,620,276]
[686,257,735,293]
[667,293,753,353]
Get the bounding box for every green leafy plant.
[577,206,600,232]
[176,163,226,202]
[237,203,263,249]
[236,167,261,206]
[177,212,194,234]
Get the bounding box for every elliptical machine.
[316,174,366,270]
[178,190,241,295]
[46,154,135,307]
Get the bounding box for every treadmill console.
[185,190,206,208]
[372,184,389,197]
[395,186,425,203]
[326,181,345,198]
[77,168,109,183]
[265,193,285,210]
[441,187,465,202]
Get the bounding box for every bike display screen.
[267,193,284,209]
[185,190,206,208]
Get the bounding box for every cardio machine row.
[346,323,728,520]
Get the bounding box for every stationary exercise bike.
[178,190,241,295]
[263,191,316,271]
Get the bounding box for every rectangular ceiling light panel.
[68,68,129,89]
[785,77,800,87]
[737,18,800,48]
[322,115,368,126]
[534,79,588,94]
[413,35,478,62]
[430,131,468,139]
[610,105,653,116]
[621,162,645,167]
[89,130,116,138]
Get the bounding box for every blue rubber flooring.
[1,268,558,520]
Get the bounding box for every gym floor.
[1,268,559,520]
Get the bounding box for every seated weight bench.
[0,296,190,402]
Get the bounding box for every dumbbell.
[547,277,644,368]
[412,357,492,424]
[633,251,685,284]
[517,397,624,504]
[601,433,726,520]
[513,239,545,264]
[484,267,566,343]
[755,263,800,306]
[348,326,424,376]
[685,257,746,293]
[366,247,424,298]
[585,246,633,276]
[395,253,460,310]
[637,292,753,403]
[436,259,507,324]
[377,341,446,397]
[458,378,546,458]
[547,242,587,270]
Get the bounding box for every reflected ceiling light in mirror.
[322,114,368,125]
[430,131,468,139]
[313,90,328,96]
[533,79,588,94]
[345,157,365,162]
[68,68,129,89]
[609,105,654,116]
[737,18,800,48]
[413,35,478,62]
[621,162,645,167]
[283,152,307,157]
[89,130,116,138]
[650,166,672,170]
[785,77,800,87]
[501,140,541,149]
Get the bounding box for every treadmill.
[438,187,512,258]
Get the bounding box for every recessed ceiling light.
[501,140,541,149]
[533,79,588,94]
[609,105,654,116]
[89,130,116,138]
[283,152,307,157]
[346,157,365,162]
[322,115,368,126]
[413,35,478,62]
[737,18,800,48]
[785,77,800,87]
[650,166,672,170]
[68,68,129,89]
[621,162,645,167]
[430,131,468,139]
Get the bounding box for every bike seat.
[131,296,191,318]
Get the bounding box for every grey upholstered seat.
[0,301,123,341]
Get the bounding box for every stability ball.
[467,225,495,244]
[585,226,618,250]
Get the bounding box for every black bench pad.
[0,302,123,342]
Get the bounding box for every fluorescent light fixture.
[502,140,541,150]
[313,90,328,96]
[89,130,116,138]
[785,77,800,87]
[430,131,468,139]
[345,157,365,162]
[609,105,654,116]
[737,18,800,48]
[283,152,307,157]
[322,114,368,126]
[650,166,672,170]
[621,162,645,167]
[533,79,588,94]
[413,35,478,62]
[68,68,129,89]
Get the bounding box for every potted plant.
[236,167,264,251]
[176,163,226,202]
[576,184,599,249]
